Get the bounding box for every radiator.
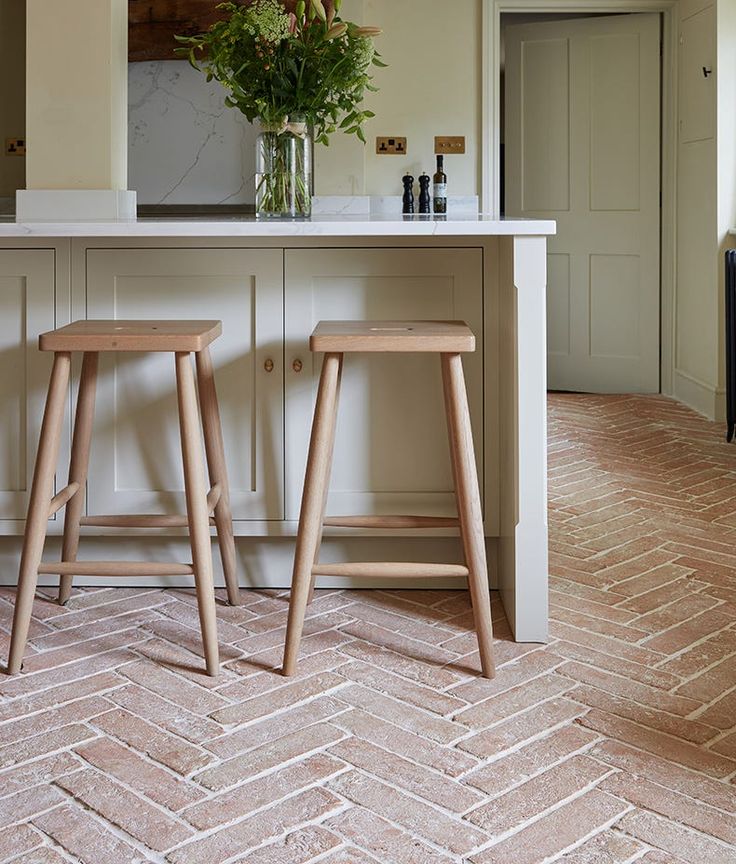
[727,250,736,442]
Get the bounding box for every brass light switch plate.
[376,137,407,155]
[435,136,466,155]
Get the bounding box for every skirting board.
[0,535,499,592]
[673,369,726,422]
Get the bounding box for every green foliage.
[175,0,384,145]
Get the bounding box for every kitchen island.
[0,215,554,642]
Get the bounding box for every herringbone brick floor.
[1,393,735,863]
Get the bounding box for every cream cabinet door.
[85,248,284,520]
[284,248,483,521]
[0,250,57,521]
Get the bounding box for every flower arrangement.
[176,0,385,217]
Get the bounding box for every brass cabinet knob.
[264,358,274,373]
[292,359,303,373]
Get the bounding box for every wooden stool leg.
[441,352,495,679]
[176,352,219,676]
[307,355,343,606]
[7,352,71,674]
[195,347,239,607]
[283,352,343,675]
[59,352,99,605]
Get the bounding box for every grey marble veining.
[128,61,258,206]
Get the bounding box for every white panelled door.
[505,13,661,393]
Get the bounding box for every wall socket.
[435,136,466,155]
[5,138,26,156]
[376,136,407,155]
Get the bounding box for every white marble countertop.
[0,214,556,238]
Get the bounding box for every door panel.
[520,37,570,213]
[85,248,284,520]
[284,248,483,521]
[506,13,661,393]
[0,250,56,520]
[589,33,642,211]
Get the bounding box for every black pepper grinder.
[418,173,431,214]
[402,174,415,214]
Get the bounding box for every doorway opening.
[495,7,671,396]
[499,12,617,219]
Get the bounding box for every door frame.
[482,0,678,395]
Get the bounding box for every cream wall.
[315,0,482,197]
[717,0,736,398]
[674,0,718,414]
[673,0,735,419]
[25,0,128,190]
[0,0,26,198]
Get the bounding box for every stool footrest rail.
[38,560,195,577]
[323,514,460,529]
[311,561,469,579]
[79,514,216,528]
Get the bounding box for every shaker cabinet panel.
[0,250,57,520]
[284,248,484,521]
[84,248,284,520]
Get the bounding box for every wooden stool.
[282,320,495,679]
[6,320,239,677]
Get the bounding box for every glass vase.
[255,117,313,219]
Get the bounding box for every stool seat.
[39,320,222,353]
[309,320,475,353]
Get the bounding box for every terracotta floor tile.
[617,809,736,864]
[471,789,630,864]
[33,803,144,864]
[554,829,645,863]
[466,754,612,836]
[578,709,736,777]
[203,694,346,759]
[56,767,194,851]
[329,770,489,855]
[600,771,736,846]
[181,753,345,830]
[0,824,44,861]
[193,722,345,791]
[234,826,342,864]
[330,735,484,812]
[0,783,66,830]
[1,394,735,863]
[168,788,343,864]
[326,806,454,864]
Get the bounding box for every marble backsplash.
[129,61,258,206]
[129,61,480,214]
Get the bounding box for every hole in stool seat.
[369,327,414,332]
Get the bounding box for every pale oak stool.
[282,320,495,679]
[6,320,239,677]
